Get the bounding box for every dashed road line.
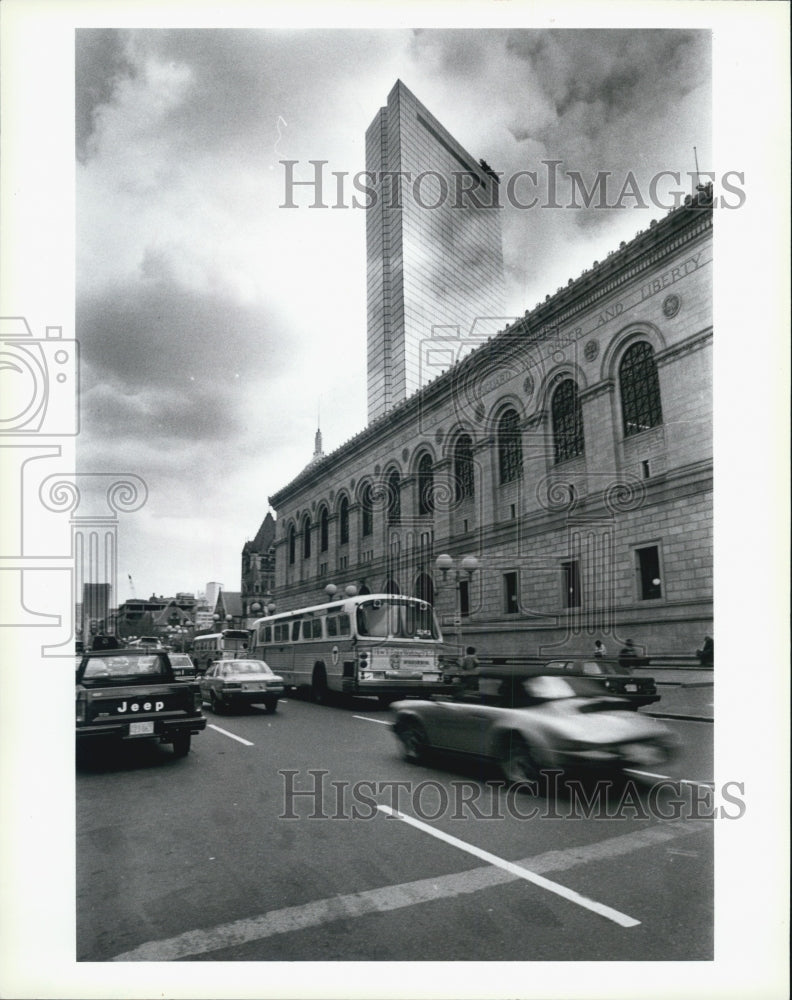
[109,819,709,960]
[207,724,254,747]
[353,715,392,725]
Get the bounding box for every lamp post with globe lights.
[435,553,480,658]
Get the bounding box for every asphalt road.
[76,693,715,963]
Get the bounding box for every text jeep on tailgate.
[76,648,206,757]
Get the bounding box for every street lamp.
[435,553,479,656]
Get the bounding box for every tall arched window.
[288,524,296,565]
[454,434,475,501]
[302,515,311,560]
[319,507,329,552]
[619,342,663,437]
[418,453,434,515]
[498,408,523,483]
[551,378,585,463]
[360,482,373,537]
[386,469,401,524]
[338,496,349,545]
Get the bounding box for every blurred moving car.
[169,653,198,680]
[200,659,284,713]
[392,674,676,783]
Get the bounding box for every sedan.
[541,658,660,709]
[200,659,284,713]
[392,674,677,784]
[169,653,198,680]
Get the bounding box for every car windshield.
[222,660,273,675]
[170,655,193,667]
[355,599,438,639]
[81,655,167,681]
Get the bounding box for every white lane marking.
[353,715,392,725]
[207,724,254,747]
[110,819,709,960]
[625,769,714,787]
[377,805,640,928]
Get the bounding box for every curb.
[645,712,713,723]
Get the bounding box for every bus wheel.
[311,666,328,704]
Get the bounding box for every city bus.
[249,594,452,704]
[191,629,250,674]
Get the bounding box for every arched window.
[414,572,435,607]
[551,378,585,463]
[619,342,663,437]
[319,507,329,552]
[338,496,349,545]
[386,469,401,524]
[302,515,311,560]
[384,578,400,594]
[288,524,296,565]
[418,453,434,515]
[454,434,475,501]
[498,408,523,483]
[360,482,373,537]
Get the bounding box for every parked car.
[200,659,284,713]
[392,674,677,783]
[169,653,198,680]
[542,659,660,709]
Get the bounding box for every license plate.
[624,684,637,692]
[422,673,439,681]
[129,721,154,735]
[242,683,263,692]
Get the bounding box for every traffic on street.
[77,688,718,963]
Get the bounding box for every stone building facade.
[268,187,713,659]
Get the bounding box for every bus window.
[311,619,322,638]
[274,623,287,642]
[327,616,338,637]
[302,620,312,640]
[291,620,301,641]
[339,614,350,636]
[264,625,272,644]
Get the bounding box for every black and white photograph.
[0,2,789,998]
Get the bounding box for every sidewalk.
[635,667,714,722]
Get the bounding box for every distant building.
[82,583,112,636]
[268,187,713,657]
[241,512,276,618]
[365,80,507,421]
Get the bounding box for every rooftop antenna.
[693,146,707,192]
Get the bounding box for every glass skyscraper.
[365,80,506,422]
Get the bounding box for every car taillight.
[76,694,86,723]
[193,690,203,710]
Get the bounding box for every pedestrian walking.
[593,640,606,659]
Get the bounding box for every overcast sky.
[75,26,712,604]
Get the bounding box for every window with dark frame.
[459,578,470,617]
[498,408,523,484]
[635,545,663,600]
[319,508,329,552]
[418,453,434,515]
[620,341,663,437]
[361,483,373,537]
[562,559,582,609]
[387,469,401,524]
[454,434,475,501]
[302,517,311,560]
[339,496,349,545]
[503,571,519,614]
[551,378,585,463]
[288,525,296,565]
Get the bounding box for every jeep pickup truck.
[76,648,206,757]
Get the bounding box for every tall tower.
[366,80,506,422]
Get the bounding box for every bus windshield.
[355,599,439,640]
